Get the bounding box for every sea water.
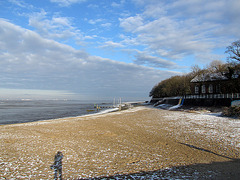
[0,100,113,125]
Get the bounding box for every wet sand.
[0,106,239,179]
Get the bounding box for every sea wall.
[183,98,232,107]
[151,97,240,107]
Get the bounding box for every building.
[151,68,240,107]
[190,72,240,95]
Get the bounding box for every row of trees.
[149,40,240,98]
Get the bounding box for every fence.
[184,93,240,99]
[150,93,240,105]
[151,93,240,101]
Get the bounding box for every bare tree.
[225,40,240,62]
[190,65,201,75]
[207,60,228,74]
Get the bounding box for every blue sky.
[0,0,239,100]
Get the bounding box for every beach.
[0,106,239,179]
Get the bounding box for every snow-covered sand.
[164,111,240,148]
[0,106,239,179]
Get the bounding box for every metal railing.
[184,93,240,99]
[151,93,240,101]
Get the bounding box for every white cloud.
[52,17,71,26]
[134,52,182,69]
[120,34,141,47]
[28,10,83,42]
[87,4,99,9]
[119,15,144,32]
[87,19,112,29]
[50,0,87,7]
[84,35,97,40]
[0,19,176,99]
[101,41,124,49]
[111,0,125,7]
[88,18,104,25]
[120,0,240,63]
[8,0,29,8]
[101,23,112,28]
[120,14,214,59]
[142,3,166,18]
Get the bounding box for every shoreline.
[0,106,121,127]
[0,101,140,126]
[0,106,239,179]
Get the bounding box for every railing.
[151,93,240,101]
[184,93,240,99]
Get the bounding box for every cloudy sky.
[0,0,239,101]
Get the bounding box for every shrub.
[222,106,240,117]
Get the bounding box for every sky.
[0,0,239,101]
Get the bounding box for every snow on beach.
[162,109,240,150]
[155,103,239,150]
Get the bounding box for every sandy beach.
[0,106,239,179]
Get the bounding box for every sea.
[0,100,116,125]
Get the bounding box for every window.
[216,84,220,93]
[201,85,206,94]
[208,84,213,93]
[195,85,199,94]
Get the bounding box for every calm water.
[0,100,111,125]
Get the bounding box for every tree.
[149,75,192,98]
[207,60,228,74]
[190,65,201,75]
[225,40,240,62]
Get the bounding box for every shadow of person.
[50,151,63,180]
[179,142,238,160]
